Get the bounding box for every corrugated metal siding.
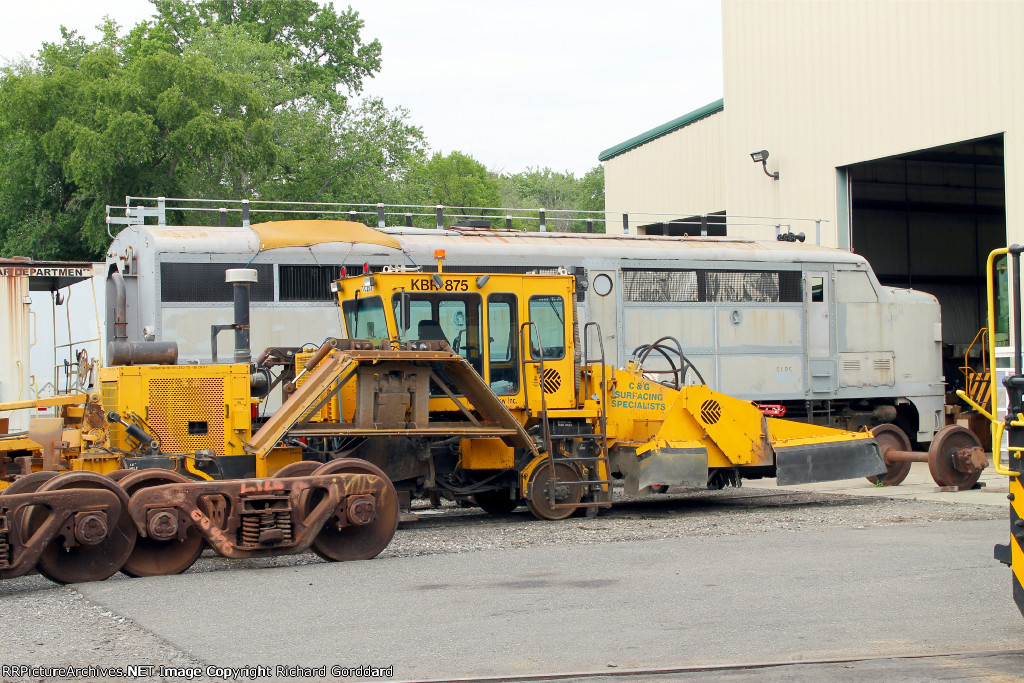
[721,0,1024,244]
[607,0,1024,245]
[604,110,726,233]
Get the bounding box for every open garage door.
[842,134,1005,389]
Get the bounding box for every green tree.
[407,151,503,215]
[495,165,605,232]
[150,0,381,107]
[0,2,415,259]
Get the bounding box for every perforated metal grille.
[294,352,340,421]
[160,263,274,303]
[622,269,802,303]
[623,270,697,302]
[700,399,722,425]
[705,271,782,302]
[541,368,562,394]
[101,380,126,449]
[147,377,226,453]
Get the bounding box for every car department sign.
[0,266,93,278]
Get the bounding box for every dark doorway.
[845,135,1005,357]
[642,211,727,237]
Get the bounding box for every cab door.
[805,269,836,395]
[586,270,619,366]
[526,290,575,409]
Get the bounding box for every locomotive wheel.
[31,472,136,584]
[3,471,61,548]
[928,425,986,490]
[526,462,583,521]
[306,459,399,562]
[2,470,60,495]
[867,424,913,486]
[118,469,205,577]
[272,461,321,478]
[474,489,519,515]
[106,469,137,482]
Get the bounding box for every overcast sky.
[0,0,723,176]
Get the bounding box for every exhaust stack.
[226,268,256,365]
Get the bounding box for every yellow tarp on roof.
[250,220,401,250]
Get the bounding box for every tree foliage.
[0,1,421,259]
[495,165,605,232]
[407,151,503,215]
[0,1,606,258]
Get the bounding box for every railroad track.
[395,649,1024,683]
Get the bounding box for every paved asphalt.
[71,518,1020,681]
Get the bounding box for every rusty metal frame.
[126,473,387,559]
[0,488,122,579]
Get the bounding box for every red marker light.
[363,262,369,274]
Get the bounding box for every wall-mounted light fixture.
[750,150,779,180]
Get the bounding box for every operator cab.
[335,268,577,410]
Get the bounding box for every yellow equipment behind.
[957,245,1024,618]
[0,364,257,482]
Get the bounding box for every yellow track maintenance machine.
[253,261,890,520]
[958,245,1024,618]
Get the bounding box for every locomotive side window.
[811,277,824,303]
[487,294,519,395]
[528,295,566,360]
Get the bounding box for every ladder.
[523,321,613,513]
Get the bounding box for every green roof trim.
[598,98,724,162]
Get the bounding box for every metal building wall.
[603,0,1023,245]
[720,0,1024,245]
[604,111,725,232]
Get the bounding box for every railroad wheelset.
[526,461,583,521]
[0,463,400,584]
[302,459,400,562]
[868,424,987,489]
[117,469,206,577]
[8,471,137,584]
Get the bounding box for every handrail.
[985,247,1021,476]
[960,326,989,383]
[105,195,830,243]
[519,321,551,458]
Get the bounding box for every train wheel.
[867,424,913,486]
[474,489,519,515]
[106,469,137,482]
[526,462,583,521]
[3,471,61,548]
[31,472,136,584]
[2,470,59,495]
[928,425,986,490]
[306,459,399,562]
[272,461,320,478]
[118,469,205,578]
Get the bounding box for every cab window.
[391,293,483,369]
[487,293,518,395]
[528,295,566,360]
[342,296,387,341]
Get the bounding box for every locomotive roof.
[111,221,868,267]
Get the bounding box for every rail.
[105,196,830,244]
